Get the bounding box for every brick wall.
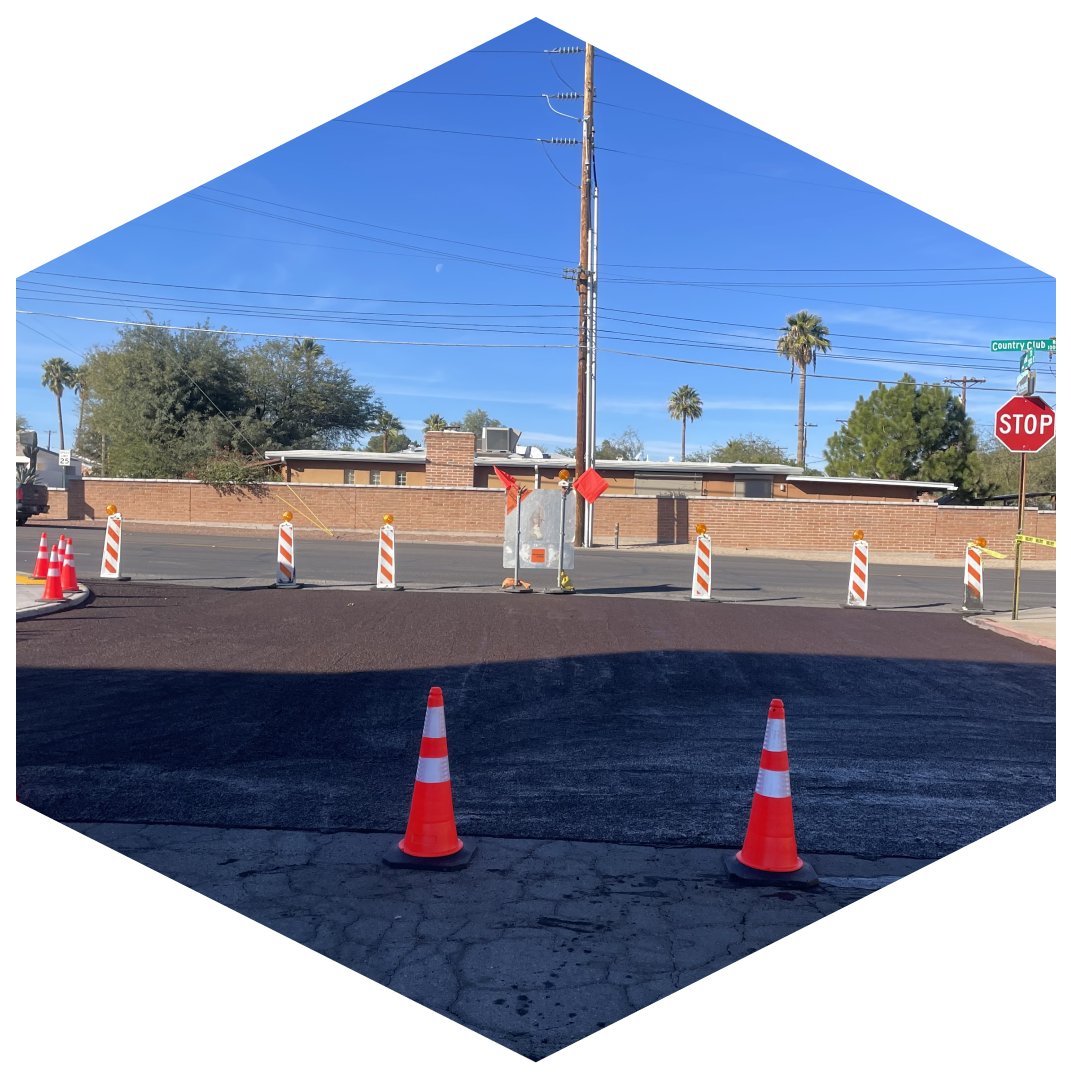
[57,479,1055,560]
[425,431,475,487]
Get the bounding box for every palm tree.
[374,409,405,453]
[71,363,90,439]
[667,385,703,461]
[776,310,831,466]
[41,356,77,450]
[423,413,448,432]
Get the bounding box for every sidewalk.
[964,606,1056,650]
[15,576,92,620]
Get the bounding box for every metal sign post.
[1012,453,1027,620]
[504,486,533,593]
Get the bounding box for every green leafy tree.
[16,413,29,431]
[454,408,502,437]
[687,433,796,465]
[964,434,1056,506]
[824,375,978,489]
[776,311,831,466]
[595,426,644,460]
[667,385,703,461]
[75,318,377,477]
[41,356,78,450]
[423,412,448,432]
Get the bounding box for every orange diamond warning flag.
[506,486,531,514]
[573,467,608,504]
[493,465,518,489]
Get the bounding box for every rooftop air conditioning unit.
[482,427,521,453]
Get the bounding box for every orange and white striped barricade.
[962,542,985,612]
[726,697,817,887]
[276,512,299,587]
[384,685,474,869]
[843,530,871,608]
[99,506,130,580]
[375,514,403,591]
[690,523,716,601]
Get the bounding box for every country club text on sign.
[990,338,1055,353]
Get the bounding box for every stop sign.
[994,395,1056,453]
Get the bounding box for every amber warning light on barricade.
[106,504,117,516]
[975,537,987,548]
[281,510,293,522]
[695,523,707,535]
[383,514,394,524]
[558,470,571,481]
[852,529,864,541]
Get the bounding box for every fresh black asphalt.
[17,584,1055,861]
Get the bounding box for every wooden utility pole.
[573,42,595,547]
[943,375,986,410]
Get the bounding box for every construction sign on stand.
[503,488,575,570]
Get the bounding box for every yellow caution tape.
[975,546,1009,559]
[1015,533,1056,548]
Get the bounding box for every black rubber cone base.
[273,582,303,589]
[383,839,476,871]
[724,853,819,889]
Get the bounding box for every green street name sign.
[991,337,1055,353]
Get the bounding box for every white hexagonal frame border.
[4,6,1066,1071]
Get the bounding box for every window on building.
[343,470,355,485]
[734,478,773,499]
[395,472,407,486]
[369,471,381,486]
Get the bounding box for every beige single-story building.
[262,433,955,503]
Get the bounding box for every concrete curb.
[16,584,93,621]
[963,613,1056,650]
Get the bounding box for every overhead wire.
[16,311,1050,395]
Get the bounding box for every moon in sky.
[435,263,443,273]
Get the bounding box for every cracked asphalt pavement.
[19,584,1054,1059]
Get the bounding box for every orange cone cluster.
[31,532,83,604]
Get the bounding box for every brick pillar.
[425,431,476,487]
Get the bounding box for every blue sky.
[15,18,1056,464]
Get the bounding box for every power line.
[23,273,1050,354]
[17,311,1049,396]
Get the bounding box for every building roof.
[261,447,955,490]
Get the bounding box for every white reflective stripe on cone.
[755,767,791,798]
[415,756,450,783]
[422,706,446,738]
[762,717,787,752]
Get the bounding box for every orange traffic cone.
[39,546,66,601]
[61,538,79,591]
[32,532,50,578]
[384,686,475,870]
[725,698,818,888]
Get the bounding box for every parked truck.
[16,430,50,525]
